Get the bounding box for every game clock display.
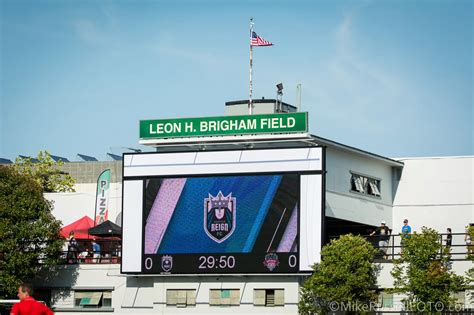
[142,173,300,274]
[143,253,299,274]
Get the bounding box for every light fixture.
[276,83,283,93]
[276,83,284,112]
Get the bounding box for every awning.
[77,292,103,306]
[60,216,95,239]
[88,220,121,237]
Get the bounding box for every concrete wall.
[40,151,473,314]
[376,260,472,289]
[393,156,473,234]
[45,161,123,226]
[43,265,301,314]
[325,147,397,228]
[61,161,122,184]
[41,261,473,314]
[45,182,123,227]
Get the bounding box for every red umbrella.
[60,216,95,240]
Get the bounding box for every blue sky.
[1,0,472,161]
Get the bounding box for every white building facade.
[40,145,473,314]
[36,102,472,314]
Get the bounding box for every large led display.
[121,147,323,275]
[142,174,299,274]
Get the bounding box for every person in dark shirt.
[67,231,78,264]
[445,228,452,248]
[10,283,54,315]
[370,221,391,259]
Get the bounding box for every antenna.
[296,84,302,112]
[276,83,283,112]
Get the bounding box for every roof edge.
[394,155,474,161]
[310,135,404,167]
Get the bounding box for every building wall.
[325,147,397,228]
[43,265,300,314]
[61,161,122,184]
[42,261,473,314]
[376,260,472,289]
[41,150,473,314]
[45,182,123,227]
[393,156,473,235]
[45,161,123,226]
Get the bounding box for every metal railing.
[329,232,473,261]
[59,233,473,265]
[62,240,121,264]
[61,250,121,264]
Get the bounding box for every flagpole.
[249,18,254,115]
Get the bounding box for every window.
[378,291,393,308]
[353,176,366,193]
[74,291,112,309]
[209,289,240,306]
[166,290,196,307]
[254,289,284,306]
[350,173,381,197]
[368,179,381,196]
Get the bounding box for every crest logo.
[263,253,280,271]
[204,191,236,243]
[161,255,173,272]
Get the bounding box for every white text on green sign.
[140,112,308,139]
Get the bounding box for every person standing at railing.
[91,239,101,263]
[370,221,391,259]
[400,219,412,249]
[465,225,473,257]
[67,231,78,264]
[445,228,452,248]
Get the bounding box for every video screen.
[142,173,300,274]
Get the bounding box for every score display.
[143,253,299,274]
[142,174,300,274]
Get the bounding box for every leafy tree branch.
[13,151,75,193]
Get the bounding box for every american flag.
[250,31,273,46]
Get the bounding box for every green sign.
[140,112,308,139]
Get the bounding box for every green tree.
[467,225,474,260]
[13,151,75,192]
[467,268,474,303]
[0,165,64,298]
[299,234,379,315]
[391,227,465,313]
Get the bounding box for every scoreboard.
[121,147,323,275]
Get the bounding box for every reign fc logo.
[204,191,236,243]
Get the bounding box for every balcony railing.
[59,233,472,265]
[330,232,473,261]
[62,240,121,264]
